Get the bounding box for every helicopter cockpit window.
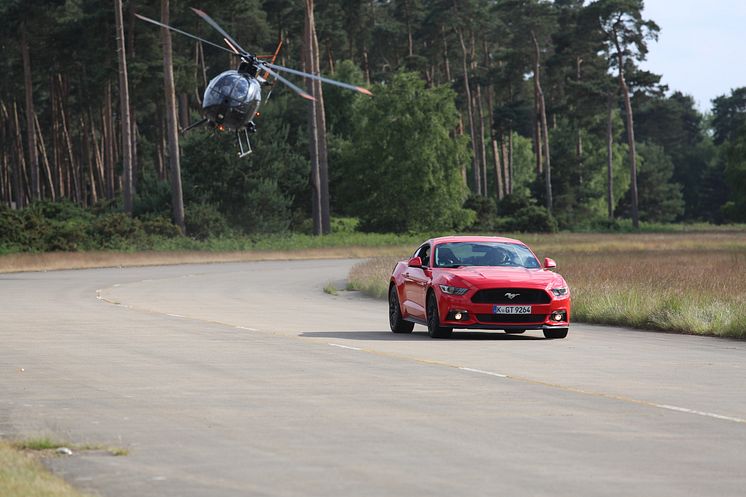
[204,71,244,108]
[231,78,249,101]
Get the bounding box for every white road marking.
[329,343,362,351]
[235,326,258,331]
[459,367,508,378]
[459,367,746,425]
[95,273,746,427]
[654,404,746,424]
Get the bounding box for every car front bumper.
[437,292,571,330]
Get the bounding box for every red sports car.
[389,236,571,339]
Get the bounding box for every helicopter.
[135,8,372,158]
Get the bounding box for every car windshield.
[433,242,541,269]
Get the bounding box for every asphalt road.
[1,259,745,497]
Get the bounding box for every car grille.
[471,288,551,304]
[476,314,548,324]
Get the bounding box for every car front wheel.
[389,286,414,333]
[427,292,452,339]
[543,328,568,339]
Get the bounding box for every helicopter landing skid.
[236,128,252,158]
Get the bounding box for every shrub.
[141,215,182,238]
[185,203,231,240]
[30,200,92,223]
[330,217,360,234]
[0,206,24,248]
[90,213,144,248]
[464,195,498,231]
[44,219,89,251]
[19,208,51,250]
[497,194,532,216]
[504,205,558,233]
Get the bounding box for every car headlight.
[439,285,469,296]
[551,287,568,297]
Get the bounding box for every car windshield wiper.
[437,264,463,269]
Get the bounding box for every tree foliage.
[340,72,474,232]
[0,0,741,242]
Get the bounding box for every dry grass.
[0,246,413,274]
[0,441,90,497]
[348,232,746,338]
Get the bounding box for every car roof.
[428,235,527,246]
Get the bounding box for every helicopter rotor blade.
[259,64,315,101]
[134,13,238,57]
[223,37,240,55]
[191,8,249,57]
[263,62,373,96]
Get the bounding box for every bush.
[90,213,144,248]
[331,217,360,234]
[504,205,558,233]
[464,195,498,231]
[0,206,24,248]
[30,200,92,223]
[141,215,182,238]
[44,219,89,251]
[185,203,231,240]
[497,194,532,216]
[19,208,51,250]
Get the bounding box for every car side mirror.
[544,257,557,269]
[408,256,423,268]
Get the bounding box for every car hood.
[438,266,565,289]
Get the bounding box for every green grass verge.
[11,437,129,456]
[0,441,90,497]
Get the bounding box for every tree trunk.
[0,101,8,206]
[33,113,55,201]
[162,0,186,233]
[615,49,639,228]
[575,56,584,160]
[362,45,371,86]
[305,0,323,236]
[475,85,488,196]
[441,26,451,82]
[89,110,104,200]
[11,101,26,208]
[57,75,80,204]
[21,24,40,202]
[195,41,207,104]
[312,22,331,234]
[405,0,414,57]
[115,0,134,214]
[81,115,97,205]
[178,93,190,130]
[507,126,513,195]
[531,31,552,213]
[606,94,614,220]
[457,28,480,195]
[103,83,115,199]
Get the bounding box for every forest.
[1,0,745,251]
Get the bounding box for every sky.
[640,0,746,112]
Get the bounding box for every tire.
[427,292,452,339]
[543,328,568,339]
[389,285,414,333]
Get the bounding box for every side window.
[415,244,431,267]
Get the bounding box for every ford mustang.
[388,236,571,339]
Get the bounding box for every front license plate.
[493,305,532,314]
